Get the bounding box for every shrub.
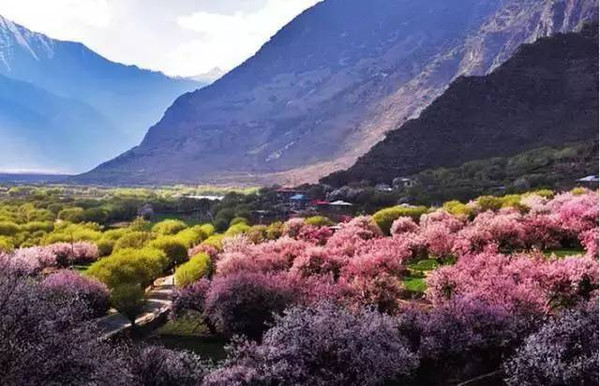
[21,221,54,233]
[501,194,528,211]
[580,228,599,258]
[205,302,419,385]
[0,236,14,253]
[152,219,188,235]
[246,225,268,244]
[113,231,153,250]
[476,195,503,212]
[150,236,189,267]
[504,303,599,386]
[82,207,108,224]
[570,187,588,196]
[373,206,428,235]
[224,223,251,237]
[390,216,419,236]
[265,221,284,240]
[41,222,102,245]
[217,237,309,276]
[172,279,211,319]
[199,223,215,238]
[0,272,132,384]
[47,241,99,266]
[129,346,208,386]
[8,246,57,274]
[304,215,334,227]
[87,247,168,290]
[43,270,110,317]
[57,207,85,223]
[203,235,225,251]
[204,272,300,339]
[175,253,212,288]
[418,299,522,382]
[426,252,598,314]
[188,243,219,259]
[110,283,145,325]
[443,200,475,217]
[0,221,20,236]
[175,227,205,248]
[96,239,115,257]
[229,217,249,226]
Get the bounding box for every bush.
[229,217,249,226]
[87,247,168,290]
[43,270,110,318]
[0,221,20,236]
[224,223,251,237]
[373,206,428,235]
[442,200,474,217]
[504,303,598,386]
[58,207,85,223]
[418,299,522,382]
[113,231,153,250]
[204,272,300,339]
[205,302,418,385]
[175,253,212,288]
[246,225,268,243]
[96,239,115,257]
[199,223,215,238]
[102,228,130,241]
[150,236,189,267]
[110,283,145,324]
[304,215,334,227]
[175,225,209,248]
[265,221,284,240]
[476,195,503,212]
[570,187,588,196]
[172,279,211,318]
[83,207,108,224]
[47,241,99,266]
[203,235,225,251]
[152,219,188,235]
[42,223,102,244]
[21,221,54,233]
[0,272,132,384]
[0,236,14,253]
[129,346,208,386]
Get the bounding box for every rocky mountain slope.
[80,0,597,185]
[322,24,599,186]
[0,15,201,172]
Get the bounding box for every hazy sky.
[0,0,321,77]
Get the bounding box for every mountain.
[322,24,599,186]
[189,68,226,84]
[0,15,201,172]
[79,0,598,185]
[402,140,599,205]
[0,74,123,172]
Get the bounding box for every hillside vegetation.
[324,25,599,186]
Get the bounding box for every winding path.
[98,275,175,339]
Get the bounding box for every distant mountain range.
[79,0,598,185]
[323,24,599,186]
[0,15,202,173]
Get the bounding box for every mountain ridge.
[80,0,598,185]
[322,24,599,186]
[0,14,202,172]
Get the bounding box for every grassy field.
[150,316,227,361]
[543,248,585,258]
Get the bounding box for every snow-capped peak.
[0,14,55,69]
